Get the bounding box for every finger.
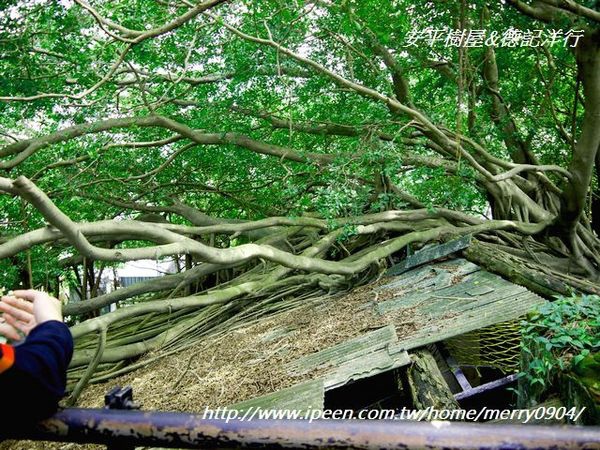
[1,295,34,312]
[0,321,22,341]
[4,314,31,335]
[0,298,34,321]
[0,299,35,323]
[10,290,39,303]
[1,295,34,313]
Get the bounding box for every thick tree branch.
[4,175,548,280]
[74,0,228,44]
[539,0,600,23]
[558,32,600,236]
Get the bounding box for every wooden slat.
[378,266,537,316]
[386,235,472,276]
[229,379,324,412]
[379,265,441,291]
[376,271,455,314]
[232,257,547,411]
[287,325,397,375]
[323,349,410,390]
[388,292,545,353]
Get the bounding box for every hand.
[0,294,36,341]
[13,290,63,325]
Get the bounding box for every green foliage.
[0,0,589,294]
[520,295,600,394]
[336,224,358,243]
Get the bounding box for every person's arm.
[0,290,74,428]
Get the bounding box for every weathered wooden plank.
[377,289,439,314]
[421,288,527,316]
[465,285,495,296]
[386,235,472,276]
[376,270,455,314]
[455,373,518,401]
[379,265,440,291]
[229,379,324,412]
[229,256,548,415]
[287,325,397,375]
[379,259,480,295]
[388,292,545,352]
[437,258,481,276]
[323,349,411,390]
[378,257,546,352]
[378,269,529,316]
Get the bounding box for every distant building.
[66,258,179,314]
[112,259,178,289]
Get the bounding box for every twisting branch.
[481,8,538,166]
[0,116,153,166]
[210,13,552,191]
[2,176,547,277]
[0,114,323,170]
[538,0,600,23]
[505,0,558,22]
[67,326,106,405]
[491,164,572,182]
[206,13,452,147]
[74,0,228,44]
[557,32,600,238]
[353,18,414,107]
[232,106,396,141]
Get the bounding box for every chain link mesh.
[445,319,522,374]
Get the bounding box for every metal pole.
[5,408,600,450]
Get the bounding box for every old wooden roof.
[230,249,546,411]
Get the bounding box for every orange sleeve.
[0,343,15,374]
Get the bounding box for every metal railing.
[4,407,600,450]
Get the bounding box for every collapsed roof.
[77,240,545,413]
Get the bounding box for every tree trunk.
[407,349,460,410]
[558,32,600,239]
[592,146,600,237]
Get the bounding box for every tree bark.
[592,145,600,237]
[558,31,600,239]
[407,349,460,410]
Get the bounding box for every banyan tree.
[0,0,599,405]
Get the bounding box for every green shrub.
[520,295,600,398]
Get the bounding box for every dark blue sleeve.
[13,320,74,398]
[0,320,73,429]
